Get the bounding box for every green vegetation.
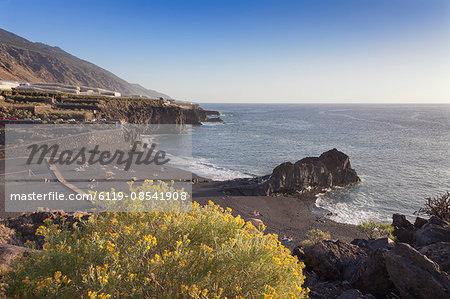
[415,192,449,221]
[0,108,33,119]
[300,229,331,247]
[6,90,162,103]
[0,106,87,120]
[2,201,308,298]
[356,219,394,239]
[0,89,167,121]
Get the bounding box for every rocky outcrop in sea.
[263,148,360,195]
[224,148,360,196]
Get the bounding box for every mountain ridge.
[0,28,171,99]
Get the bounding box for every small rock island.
[224,148,360,196]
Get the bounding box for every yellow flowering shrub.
[3,202,307,298]
[91,180,191,213]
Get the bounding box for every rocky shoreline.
[1,207,448,298]
[204,149,449,298]
[295,214,450,299]
[0,149,448,298]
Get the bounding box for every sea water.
[186,104,449,225]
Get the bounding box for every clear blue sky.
[1,0,449,103]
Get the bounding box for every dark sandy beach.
[192,178,363,250]
[0,155,363,249]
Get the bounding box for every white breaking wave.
[315,190,389,225]
[200,122,224,126]
[168,155,253,181]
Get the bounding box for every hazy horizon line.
[190,100,450,105]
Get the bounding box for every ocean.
[186,104,449,225]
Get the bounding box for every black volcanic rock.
[392,214,450,248]
[384,243,450,299]
[392,214,414,230]
[413,219,450,247]
[294,214,450,298]
[302,240,367,281]
[263,149,360,195]
[1,211,90,248]
[353,248,395,297]
[203,117,223,123]
[419,242,450,273]
[223,149,360,196]
[204,110,220,116]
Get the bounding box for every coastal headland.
[0,89,220,125]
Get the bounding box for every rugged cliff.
[0,90,209,124]
[100,99,208,124]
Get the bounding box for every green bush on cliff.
[356,219,394,239]
[3,199,308,297]
[300,229,331,247]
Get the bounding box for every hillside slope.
[0,28,171,99]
